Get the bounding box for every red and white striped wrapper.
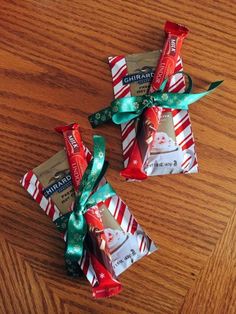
[108,54,198,174]
[21,147,157,287]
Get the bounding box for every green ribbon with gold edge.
[54,135,116,275]
[88,72,223,127]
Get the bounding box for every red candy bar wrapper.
[56,123,122,298]
[55,123,87,190]
[121,21,189,180]
[109,27,198,179]
[149,21,189,93]
[120,107,161,180]
[20,129,157,296]
[84,207,122,298]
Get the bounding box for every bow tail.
[55,210,88,276]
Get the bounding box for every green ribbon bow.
[54,135,116,275]
[88,73,223,127]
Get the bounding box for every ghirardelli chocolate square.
[124,50,161,96]
[33,150,75,214]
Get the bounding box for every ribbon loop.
[84,183,116,210]
[111,95,151,124]
[88,72,223,127]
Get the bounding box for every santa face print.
[145,131,185,175]
[153,132,177,153]
[104,228,128,253]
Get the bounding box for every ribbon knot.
[88,72,223,127]
[142,96,155,109]
[54,135,116,274]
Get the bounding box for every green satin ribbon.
[54,135,116,275]
[88,73,223,127]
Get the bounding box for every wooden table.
[0,1,235,313]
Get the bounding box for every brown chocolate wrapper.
[34,150,75,214]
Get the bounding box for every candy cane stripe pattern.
[108,56,132,167]
[20,171,61,221]
[108,55,198,174]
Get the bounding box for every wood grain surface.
[0,1,235,313]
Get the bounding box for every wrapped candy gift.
[89,21,222,180]
[21,123,157,298]
[108,51,191,179]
